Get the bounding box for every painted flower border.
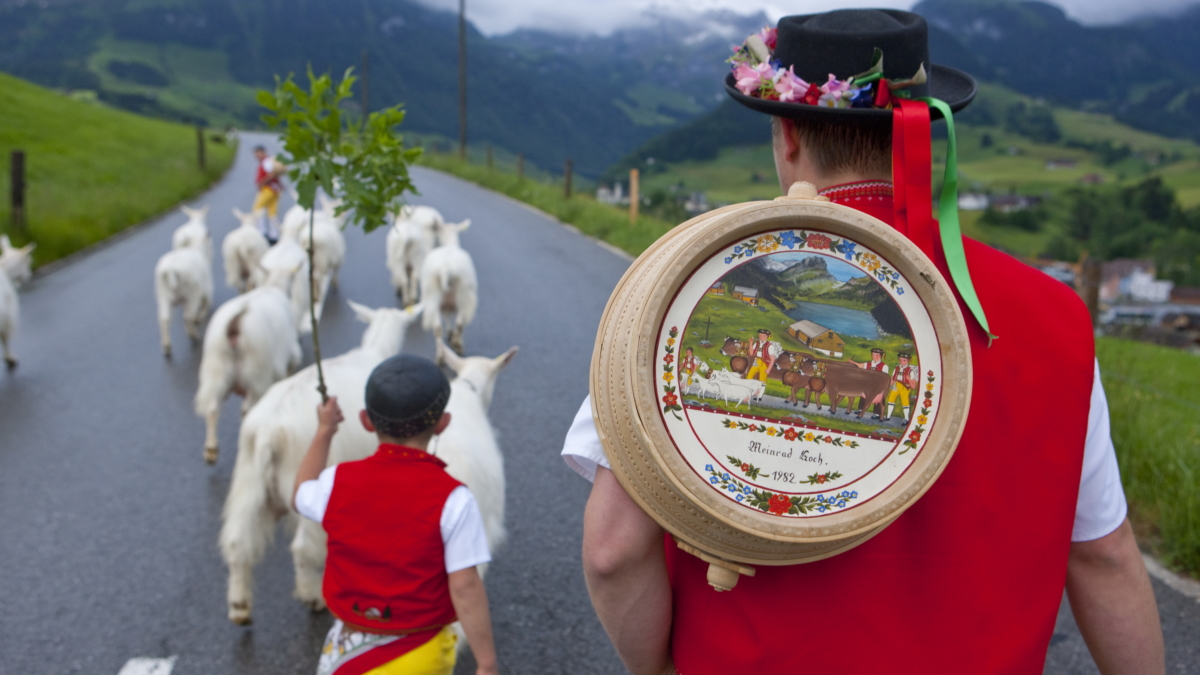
[706,463,859,516]
[722,418,862,448]
[900,370,937,455]
[661,326,684,421]
[724,230,905,294]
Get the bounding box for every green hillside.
[0,71,235,266]
[624,82,1200,280]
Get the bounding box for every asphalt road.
[0,133,1196,674]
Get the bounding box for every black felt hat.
[365,354,451,439]
[725,9,975,124]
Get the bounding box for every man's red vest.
[667,186,1094,673]
[322,445,461,635]
[256,160,282,192]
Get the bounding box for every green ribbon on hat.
[920,96,998,346]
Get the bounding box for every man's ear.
[432,412,451,436]
[359,410,376,433]
[780,118,803,164]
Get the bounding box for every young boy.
[292,354,500,675]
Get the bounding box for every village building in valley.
[732,286,759,306]
[787,319,846,358]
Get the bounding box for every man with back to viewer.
[560,9,1164,674]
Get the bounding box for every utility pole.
[458,0,468,159]
[564,159,573,198]
[361,49,370,116]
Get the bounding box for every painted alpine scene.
[678,248,922,440]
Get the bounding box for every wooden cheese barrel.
[590,182,973,591]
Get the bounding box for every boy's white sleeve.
[561,395,610,484]
[294,465,338,523]
[441,486,491,574]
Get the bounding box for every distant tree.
[1004,101,1060,143]
[980,132,993,148]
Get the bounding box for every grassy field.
[1096,338,1200,577]
[0,71,235,266]
[419,151,676,258]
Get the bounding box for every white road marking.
[1144,554,1200,604]
[117,656,177,675]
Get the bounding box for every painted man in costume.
[884,351,918,422]
[744,329,780,382]
[562,9,1163,675]
[680,347,700,389]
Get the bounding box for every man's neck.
[810,172,890,192]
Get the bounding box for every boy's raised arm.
[291,397,343,510]
[449,567,499,675]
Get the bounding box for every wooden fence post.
[517,153,524,179]
[196,126,206,171]
[10,150,26,235]
[629,168,640,223]
[1079,255,1102,327]
[564,159,573,199]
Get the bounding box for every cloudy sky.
[413,0,1200,35]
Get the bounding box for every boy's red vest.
[322,445,461,635]
[667,186,1095,674]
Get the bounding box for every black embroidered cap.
[365,354,451,439]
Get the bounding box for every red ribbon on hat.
[891,98,998,344]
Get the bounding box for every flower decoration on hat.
[729,30,928,110]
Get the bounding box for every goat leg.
[2,333,15,370]
[204,410,220,464]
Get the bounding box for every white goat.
[0,237,34,370]
[420,219,477,356]
[258,237,313,334]
[709,369,766,408]
[154,247,212,357]
[280,197,345,327]
[223,209,269,293]
[172,204,213,261]
[195,265,304,464]
[386,205,441,306]
[219,301,425,625]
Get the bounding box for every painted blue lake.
[786,301,881,339]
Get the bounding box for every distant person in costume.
[884,352,918,422]
[292,355,500,675]
[744,329,780,382]
[562,9,1162,675]
[252,145,285,245]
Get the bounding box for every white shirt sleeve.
[1071,360,1129,542]
[294,465,338,523]
[262,157,275,173]
[561,395,610,483]
[441,486,492,574]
